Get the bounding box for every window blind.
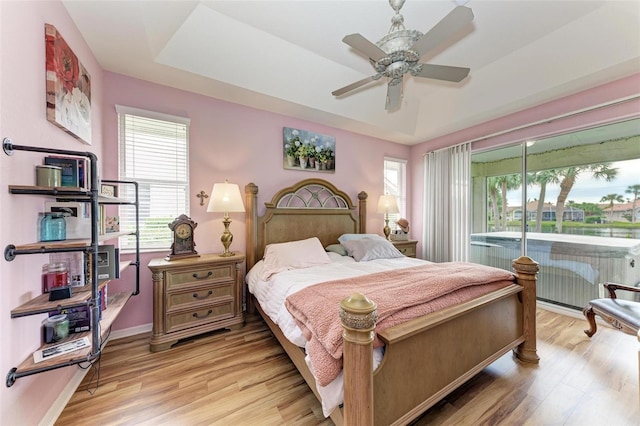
[116,105,190,251]
[384,157,407,231]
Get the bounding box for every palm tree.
[487,177,502,231]
[625,184,640,223]
[554,163,618,232]
[529,169,561,232]
[494,174,521,231]
[600,193,625,223]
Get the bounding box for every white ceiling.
[62,0,640,145]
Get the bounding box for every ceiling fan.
[332,0,474,110]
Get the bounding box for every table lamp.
[377,194,399,240]
[207,180,245,256]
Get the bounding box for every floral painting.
[45,24,92,145]
[283,127,335,173]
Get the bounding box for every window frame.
[115,105,190,252]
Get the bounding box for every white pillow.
[341,238,404,262]
[337,233,384,244]
[260,237,331,280]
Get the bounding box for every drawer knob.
[400,248,406,253]
[192,271,213,280]
[193,290,213,300]
[193,309,213,319]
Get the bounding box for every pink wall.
[101,72,411,331]
[409,73,640,259]
[0,1,104,424]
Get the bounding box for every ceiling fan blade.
[385,80,403,110]
[411,6,474,58]
[413,64,470,82]
[342,33,387,62]
[332,75,378,97]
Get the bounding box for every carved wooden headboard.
[244,178,368,269]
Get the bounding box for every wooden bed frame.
[244,178,539,426]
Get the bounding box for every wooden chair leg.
[583,304,598,337]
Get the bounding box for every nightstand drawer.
[166,283,234,311]
[396,245,415,257]
[165,301,234,333]
[391,240,418,258]
[166,264,233,290]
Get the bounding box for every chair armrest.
[604,282,640,299]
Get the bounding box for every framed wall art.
[45,23,92,145]
[100,184,118,198]
[283,127,336,173]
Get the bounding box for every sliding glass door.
[471,118,640,310]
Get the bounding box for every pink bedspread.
[284,262,515,386]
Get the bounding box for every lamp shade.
[206,181,245,213]
[377,194,399,214]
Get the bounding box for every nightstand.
[391,240,418,258]
[148,253,245,352]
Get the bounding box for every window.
[383,157,407,231]
[470,118,640,310]
[116,105,190,251]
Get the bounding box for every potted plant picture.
[283,127,335,173]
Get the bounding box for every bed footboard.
[340,256,539,426]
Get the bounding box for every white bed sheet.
[246,252,427,417]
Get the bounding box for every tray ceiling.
[63,0,640,145]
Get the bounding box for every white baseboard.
[40,323,152,426]
[537,300,584,319]
[537,300,612,328]
[39,367,88,426]
[109,322,152,341]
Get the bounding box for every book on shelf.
[97,245,118,281]
[44,156,79,187]
[43,156,91,189]
[33,337,90,364]
[85,246,119,284]
[77,158,87,189]
[114,248,120,279]
[100,284,108,310]
[99,205,106,235]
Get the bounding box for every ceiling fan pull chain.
[389,0,406,33]
[389,11,405,33]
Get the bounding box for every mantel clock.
[166,214,199,261]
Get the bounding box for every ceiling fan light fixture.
[375,29,422,57]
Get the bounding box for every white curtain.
[423,143,471,262]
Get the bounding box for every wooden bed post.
[340,293,377,426]
[358,191,368,234]
[245,183,258,270]
[512,256,540,364]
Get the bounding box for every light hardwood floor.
[56,309,639,425]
